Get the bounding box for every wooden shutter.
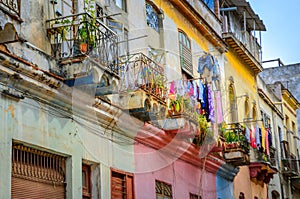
[111,169,134,199]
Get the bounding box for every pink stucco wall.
[134,143,216,199]
[234,166,267,199]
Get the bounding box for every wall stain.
[4,104,15,118]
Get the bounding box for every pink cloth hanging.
[266,128,270,155]
[250,125,256,148]
[169,81,175,94]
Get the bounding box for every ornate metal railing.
[46,13,118,73]
[282,157,298,173]
[118,53,167,102]
[222,123,249,152]
[0,0,20,17]
[12,144,66,184]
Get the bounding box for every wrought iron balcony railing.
[46,13,118,73]
[118,53,167,103]
[222,123,249,152]
[282,158,299,175]
[0,0,20,18]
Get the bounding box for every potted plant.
[153,74,165,96]
[222,127,250,166]
[76,0,97,54]
[168,94,183,115]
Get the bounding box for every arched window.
[146,2,160,32]
[239,192,245,199]
[271,190,280,199]
[229,83,238,123]
[178,30,193,75]
[99,74,109,87]
[244,97,250,120]
[252,104,257,121]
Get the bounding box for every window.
[111,169,134,199]
[190,193,201,199]
[278,126,283,142]
[179,30,193,75]
[244,98,250,119]
[229,83,238,123]
[107,18,128,56]
[82,164,92,199]
[11,143,66,198]
[252,105,257,120]
[285,115,290,130]
[292,121,296,133]
[53,0,76,17]
[271,190,280,199]
[115,0,126,11]
[239,192,245,199]
[155,180,172,199]
[146,2,159,32]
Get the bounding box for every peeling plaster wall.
[0,89,134,199]
[222,49,258,124]
[257,76,283,197]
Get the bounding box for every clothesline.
[165,76,211,85]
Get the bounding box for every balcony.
[282,158,298,177]
[0,0,22,21]
[222,31,262,75]
[221,0,266,75]
[46,13,118,76]
[105,53,167,122]
[222,123,250,166]
[163,93,203,140]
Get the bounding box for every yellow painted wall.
[282,97,298,155]
[153,0,210,52]
[223,50,258,123]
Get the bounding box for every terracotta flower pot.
[80,43,88,54]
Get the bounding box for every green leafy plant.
[198,114,208,133]
[169,94,183,113]
[78,0,97,46]
[154,74,165,89]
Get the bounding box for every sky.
[249,0,300,67]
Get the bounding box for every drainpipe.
[214,0,220,19]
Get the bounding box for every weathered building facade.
[0,0,298,199]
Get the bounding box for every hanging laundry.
[192,80,198,98]
[198,81,204,102]
[255,125,261,147]
[198,54,219,82]
[211,56,220,81]
[169,80,175,94]
[198,54,214,74]
[207,84,215,123]
[250,125,256,148]
[245,126,250,143]
[201,84,207,108]
[268,129,272,147]
[175,79,185,96]
[261,125,266,151]
[266,128,270,155]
